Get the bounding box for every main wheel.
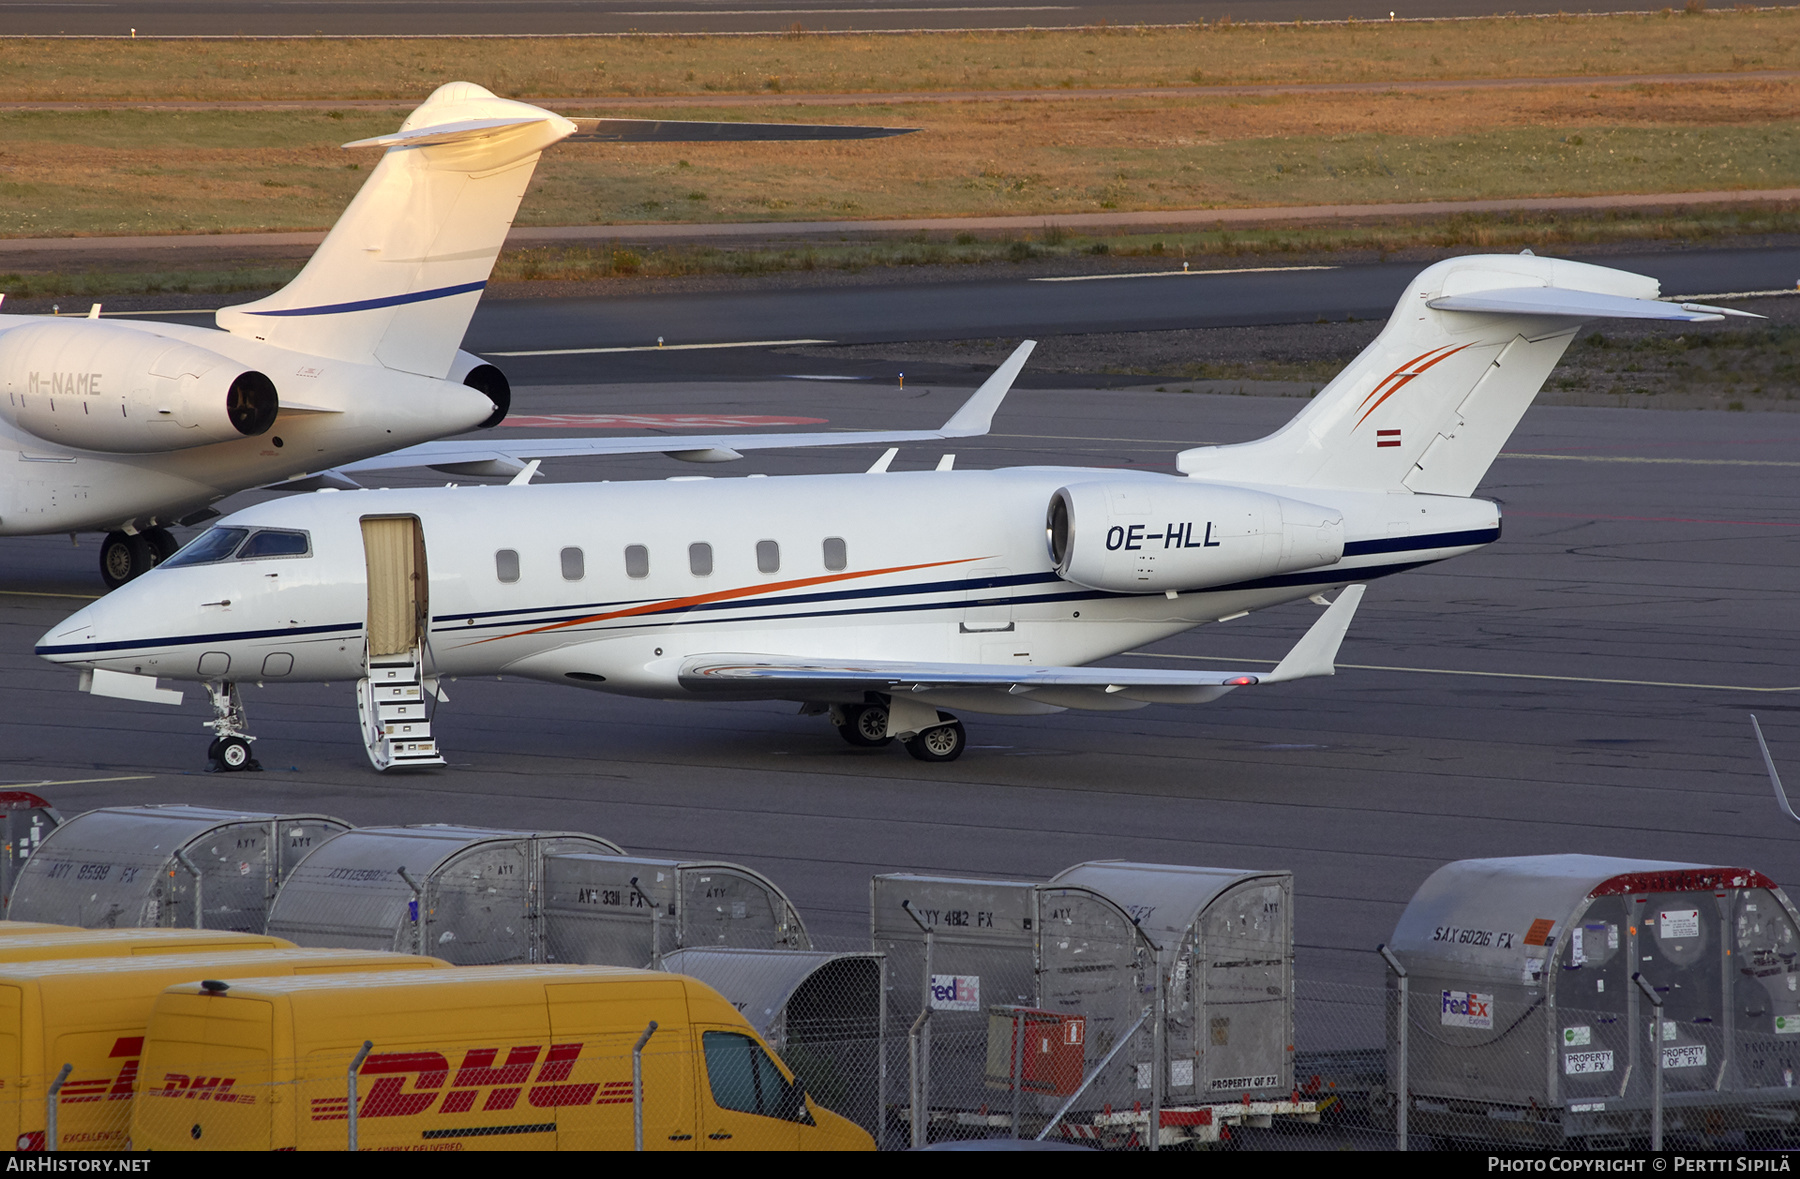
[904,720,966,763]
[210,737,260,773]
[99,532,154,589]
[143,527,181,564]
[837,704,893,747]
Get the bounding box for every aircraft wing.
[678,586,1365,707]
[332,340,1034,476]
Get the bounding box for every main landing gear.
[831,699,968,763]
[203,681,261,773]
[99,527,178,589]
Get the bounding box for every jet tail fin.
[217,83,575,379]
[1177,254,1759,496]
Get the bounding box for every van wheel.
[838,704,892,747]
[905,720,966,763]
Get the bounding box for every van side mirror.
[782,1077,815,1126]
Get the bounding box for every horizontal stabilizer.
[332,340,1035,475]
[568,118,917,142]
[342,116,559,150]
[1428,287,1762,322]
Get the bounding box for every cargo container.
[1,947,444,1151]
[0,928,293,963]
[266,825,624,962]
[130,965,875,1150]
[8,805,349,931]
[542,855,810,966]
[1385,854,1800,1148]
[0,793,60,912]
[662,948,884,1136]
[874,861,1309,1147]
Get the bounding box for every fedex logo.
[929,974,980,1012]
[309,1044,631,1123]
[1440,990,1494,1030]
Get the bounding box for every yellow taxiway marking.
[0,590,101,601]
[2,775,157,788]
[1502,453,1800,468]
[1033,265,1338,283]
[1121,652,1800,693]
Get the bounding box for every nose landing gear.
[202,681,261,773]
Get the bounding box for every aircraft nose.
[35,597,111,666]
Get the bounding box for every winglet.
[940,340,1035,436]
[1261,584,1366,684]
[1751,716,1800,826]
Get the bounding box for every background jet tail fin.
[217,83,574,378]
[1176,254,1733,495]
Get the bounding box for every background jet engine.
[1046,481,1345,594]
[0,320,278,453]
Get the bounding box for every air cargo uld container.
[0,948,444,1151]
[129,965,876,1151]
[663,947,885,1136]
[873,861,1301,1146]
[1385,855,1800,1148]
[542,854,810,966]
[266,826,623,963]
[0,928,292,964]
[0,792,60,912]
[7,805,349,931]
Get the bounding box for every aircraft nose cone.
[35,598,108,665]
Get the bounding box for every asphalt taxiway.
[4,367,1797,987]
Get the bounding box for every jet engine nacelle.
[0,320,278,454]
[1047,481,1345,593]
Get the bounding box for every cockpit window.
[161,527,249,568]
[237,529,311,560]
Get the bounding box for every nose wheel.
[202,682,261,773]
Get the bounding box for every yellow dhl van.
[131,965,875,1151]
[0,928,293,962]
[0,948,445,1151]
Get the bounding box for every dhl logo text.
[309,1045,633,1122]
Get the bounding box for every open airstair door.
[358,515,444,770]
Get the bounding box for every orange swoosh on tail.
[1355,344,1471,429]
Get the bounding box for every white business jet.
[38,253,1754,771]
[0,82,910,586]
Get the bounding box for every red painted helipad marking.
[499,413,828,429]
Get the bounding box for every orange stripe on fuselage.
[1354,343,1471,429]
[462,554,993,646]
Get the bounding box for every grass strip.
[2,11,1799,102]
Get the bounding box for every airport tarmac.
[0,0,1667,38]
[3,370,1796,988]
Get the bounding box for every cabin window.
[561,547,584,581]
[689,542,713,577]
[162,527,249,568]
[495,550,520,583]
[237,529,311,560]
[756,540,780,575]
[624,545,649,579]
[822,537,847,572]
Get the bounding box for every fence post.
[877,954,889,1149]
[46,1062,71,1151]
[397,867,423,955]
[907,1007,932,1149]
[901,899,934,1148]
[633,1021,658,1151]
[174,848,203,929]
[1635,973,1664,1151]
[1011,1008,1025,1138]
[346,1040,373,1151]
[1379,944,1408,1152]
[1148,966,1164,1152]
